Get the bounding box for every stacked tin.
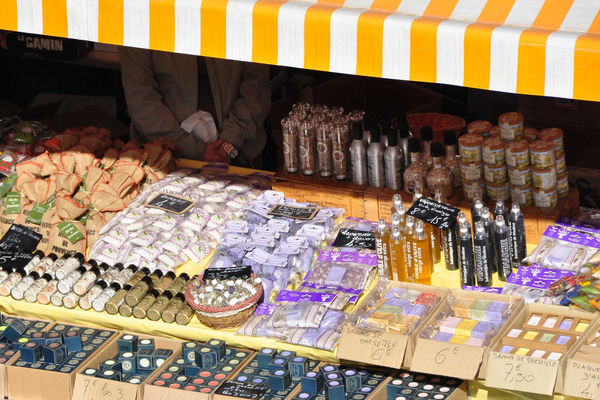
[538,128,568,199]
[458,130,485,201]
[530,136,559,210]
[483,135,509,202]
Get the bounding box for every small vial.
[403,216,416,282]
[471,199,484,225]
[92,282,122,312]
[474,221,492,287]
[55,253,85,280]
[79,281,108,310]
[458,221,476,286]
[133,289,160,319]
[30,253,58,276]
[58,266,87,294]
[63,291,81,309]
[167,273,189,295]
[11,272,40,300]
[412,220,433,285]
[50,291,65,307]
[24,273,52,303]
[23,251,44,274]
[176,303,194,325]
[0,269,25,296]
[112,265,136,288]
[46,254,70,279]
[37,279,59,305]
[126,275,158,307]
[73,266,103,296]
[374,218,391,279]
[153,271,176,295]
[493,199,509,223]
[106,284,132,315]
[147,291,174,321]
[162,292,186,323]
[98,263,123,285]
[392,194,405,216]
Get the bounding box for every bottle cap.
[140,267,151,275]
[164,271,176,280]
[363,115,373,131]
[475,221,485,234]
[88,260,98,268]
[41,273,52,282]
[89,266,101,277]
[47,254,58,262]
[110,282,122,291]
[178,273,190,281]
[97,281,108,290]
[371,126,381,143]
[30,271,40,280]
[408,138,420,153]
[123,284,133,291]
[495,199,505,210]
[61,254,70,259]
[33,250,45,258]
[148,289,160,298]
[162,291,174,300]
[14,269,25,278]
[126,264,137,272]
[99,263,110,271]
[481,208,491,221]
[511,203,521,215]
[75,266,87,274]
[495,215,506,226]
[398,118,410,139]
[443,130,457,146]
[430,142,443,158]
[73,253,85,263]
[175,292,186,302]
[386,127,398,146]
[421,126,433,141]
[352,122,362,140]
[141,276,153,286]
[114,263,124,271]
[152,270,164,279]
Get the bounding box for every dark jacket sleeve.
[118,46,205,159]
[219,62,270,160]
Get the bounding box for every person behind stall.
[118,47,270,167]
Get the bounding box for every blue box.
[320,365,339,375]
[195,347,218,369]
[153,348,173,369]
[343,370,362,392]
[118,334,138,353]
[386,378,406,400]
[42,343,67,364]
[278,350,296,359]
[301,371,324,394]
[29,332,46,345]
[269,369,291,391]
[138,338,155,351]
[99,359,119,372]
[184,364,202,376]
[13,338,29,351]
[257,348,276,369]
[182,342,199,365]
[2,319,26,343]
[64,331,82,354]
[20,342,42,363]
[99,369,121,381]
[136,348,154,371]
[268,358,288,373]
[289,357,309,378]
[206,338,226,361]
[119,352,136,375]
[325,380,345,400]
[45,332,63,346]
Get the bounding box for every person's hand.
[204,139,230,164]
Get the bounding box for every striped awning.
[2,0,600,101]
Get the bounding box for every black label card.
[214,381,268,399]
[331,228,376,250]
[407,197,460,230]
[203,265,252,280]
[0,252,33,270]
[0,224,42,253]
[145,193,196,215]
[268,204,319,220]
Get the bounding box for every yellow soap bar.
[455,319,478,336]
[449,335,469,344]
[523,331,539,341]
[515,348,530,356]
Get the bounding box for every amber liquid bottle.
[375,218,391,279]
[403,216,416,282]
[412,220,434,285]
[389,226,404,281]
[412,186,440,264]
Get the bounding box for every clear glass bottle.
[389,226,404,282]
[331,122,349,180]
[23,251,44,274]
[374,218,391,279]
[162,292,186,323]
[281,117,299,173]
[37,278,59,305]
[55,253,85,280]
[176,303,194,325]
[11,271,40,300]
[126,275,158,307]
[63,291,81,309]
[47,254,69,279]
[403,138,427,195]
[30,254,57,277]
[420,126,434,170]
[392,194,405,215]
[443,130,462,188]
[133,289,159,319]
[79,280,108,310]
[403,216,416,282]
[24,273,52,303]
[147,291,174,321]
[298,119,316,176]
[426,143,454,199]
[316,121,333,178]
[92,282,122,312]
[167,273,190,295]
[0,269,25,296]
[412,220,433,285]
[105,284,132,315]
[50,290,65,307]
[58,265,87,294]
[112,265,136,288]
[73,266,102,296]
[154,271,176,295]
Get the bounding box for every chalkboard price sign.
[268,204,319,220]
[0,224,42,253]
[407,198,460,230]
[145,193,196,215]
[203,265,252,280]
[215,381,268,399]
[0,251,33,270]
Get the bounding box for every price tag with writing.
[268,204,319,220]
[215,380,268,399]
[564,359,600,399]
[5,192,20,215]
[0,224,42,252]
[485,351,559,396]
[145,193,196,215]
[72,376,135,400]
[336,326,408,369]
[407,197,460,230]
[410,339,484,380]
[58,221,84,244]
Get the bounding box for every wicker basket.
[185,274,263,329]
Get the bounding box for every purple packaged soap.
[471,321,495,339]
[486,301,508,322]
[434,332,453,342]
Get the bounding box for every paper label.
[225,220,250,233]
[244,248,271,264]
[505,274,555,290]
[145,192,196,214]
[410,339,484,380]
[337,325,408,369]
[407,197,460,230]
[254,303,276,316]
[564,359,600,399]
[317,250,378,266]
[543,225,600,249]
[461,286,503,294]
[300,281,362,299]
[57,221,84,244]
[556,216,600,236]
[485,351,559,396]
[516,264,574,280]
[5,192,20,215]
[73,375,137,400]
[331,228,376,250]
[276,290,337,303]
[268,204,319,220]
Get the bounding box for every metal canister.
[533,187,558,210]
[556,153,566,176]
[487,182,510,201]
[523,127,538,143]
[463,179,486,201]
[484,164,508,184]
[557,174,569,198]
[505,140,530,168]
[482,136,505,167]
[468,120,492,138]
[458,133,483,163]
[498,112,524,142]
[460,160,483,182]
[530,140,556,169]
[537,127,564,156]
[510,185,533,207]
[532,167,557,190]
[509,166,532,186]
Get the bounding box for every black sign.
[145,193,196,215]
[268,204,319,220]
[331,228,376,250]
[214,381,268,399]
[203,265,252,281]
[0,224,42,253]
[0,252,33,270]
[407,197,460,230]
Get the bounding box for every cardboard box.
[561,317,600,399]
[336,282,449,369]
[485,303,596,396]
[72,331,181,400]
[6,322,117,400]
[410,290,524,380]
[144,345,254,400]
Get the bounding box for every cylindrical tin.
[458,133,483,163]
[530,140,556,169]
[498,112,524,142]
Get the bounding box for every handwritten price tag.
[564,359,600,399]
[337,326,408,369]
[410,339,484,380]
[73,376,136,400]
[486,352,558,396]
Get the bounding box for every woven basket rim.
[185,274,263,314]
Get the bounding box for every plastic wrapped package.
[524,226,600,271]
[501,265,573,304]
[419,293,518,347]
[284,327,341,351]
[304,251,376,291]
[329,217,378,253]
